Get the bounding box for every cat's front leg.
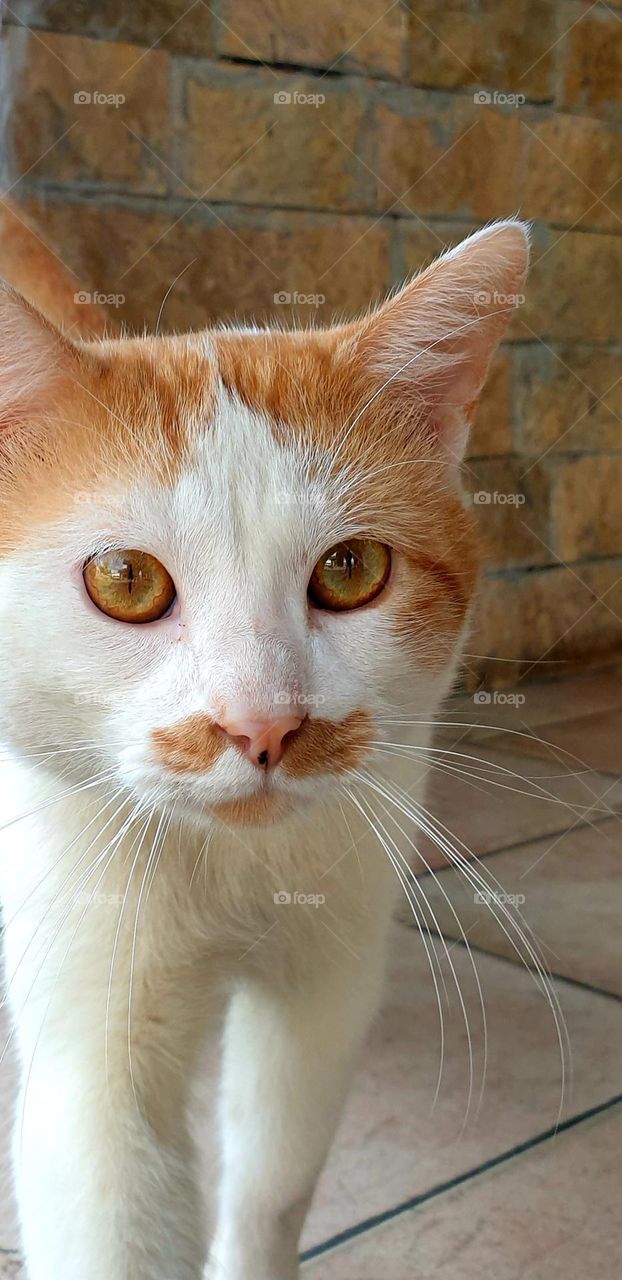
[208,929,389,1280]
[7,916,215,1280]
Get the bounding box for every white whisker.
[345,786,448,1111]
[366,776,572,1127]
[362,772,489,1124]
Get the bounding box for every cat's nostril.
[218,714,304,769]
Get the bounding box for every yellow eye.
[84,550,176,623]
[309,539,391,611]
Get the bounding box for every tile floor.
[1,670,621,1277]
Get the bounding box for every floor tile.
[3,924,621,1264]
[304,1106,622,1278]
[397,741,622,872]
[439,671,622,742]
[300,922,622,1250]
[479,707,622,776]
[416,816,622,996]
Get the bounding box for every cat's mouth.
[172,780,299,829]
[145,707,375,828]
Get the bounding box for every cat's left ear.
[0,280,84,431]
[349,220,529,465]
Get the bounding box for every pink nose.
[219,714,303,769]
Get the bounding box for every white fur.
[0,221,528,1279]
[0,384,453,1280]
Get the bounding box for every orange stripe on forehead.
[213,328,369,444]
[0,333,218,554]
[212,328,481,641]
[82,334,217,465]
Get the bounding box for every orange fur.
[0,199,109,338]
[152,714,226,774]
[210,794,290,826]
[1,222,530,696]
[281,711,373,779]
[0,331,217,555]
[213,328,481,661]
[0,320,479,664]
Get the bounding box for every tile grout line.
[8,1092,620,1263]
[300,1091,622,1264]
[414,805,621,877]
[428,929,622,1003]
[457,730,622,784]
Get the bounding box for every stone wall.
[2,1,622,684]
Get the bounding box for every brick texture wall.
[1,1,622,685]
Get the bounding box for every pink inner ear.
[0,284,76,431]
[351,222,530,464]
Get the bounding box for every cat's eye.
[308,539,391,611]
[83,550,176,623]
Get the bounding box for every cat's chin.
[173,787,308,830]
[211,791,297,827]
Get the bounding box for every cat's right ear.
[0,279,83,431]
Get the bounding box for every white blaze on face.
[0,221,530,818]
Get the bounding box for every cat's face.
[0,223,528,828]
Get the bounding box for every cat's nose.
[219,713,304,768]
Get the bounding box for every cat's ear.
[349,221,529,465]
[0,279,82,431]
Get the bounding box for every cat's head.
[0,222,528,828]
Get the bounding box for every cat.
[0,200,108,338]
[0,214,528,1280]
